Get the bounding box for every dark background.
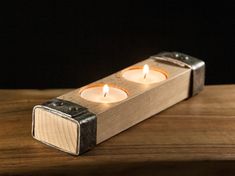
[1,1,235,88]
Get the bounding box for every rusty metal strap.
[151,52,205,96]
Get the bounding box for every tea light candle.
[122,64,167,84]
[80,84,128,103]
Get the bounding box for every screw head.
[52,100,64,106]
[69,106,79,112]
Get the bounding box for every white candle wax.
[122,65,167,84]
[80,84,128,103]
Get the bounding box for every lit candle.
[80,84,128,103]
[122,64,167,84]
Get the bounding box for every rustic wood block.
[32,52,205,155]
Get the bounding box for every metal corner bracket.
[151,51,205,96]
[32,98,96,155]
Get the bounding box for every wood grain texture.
[1,85,235,175]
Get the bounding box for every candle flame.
[103,84,109,97]
[143,64,149,79]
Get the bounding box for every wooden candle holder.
[32,52,205,155]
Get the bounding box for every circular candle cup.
[122,65,168,84]
[80,84,128,103]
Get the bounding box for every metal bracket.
[32,98,96,155]
[151,52,205,96]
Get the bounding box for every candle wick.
[144,73,147,79]
[103,84,109,98]
[143,64,149,80]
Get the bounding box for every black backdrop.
[1,1,235,88]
